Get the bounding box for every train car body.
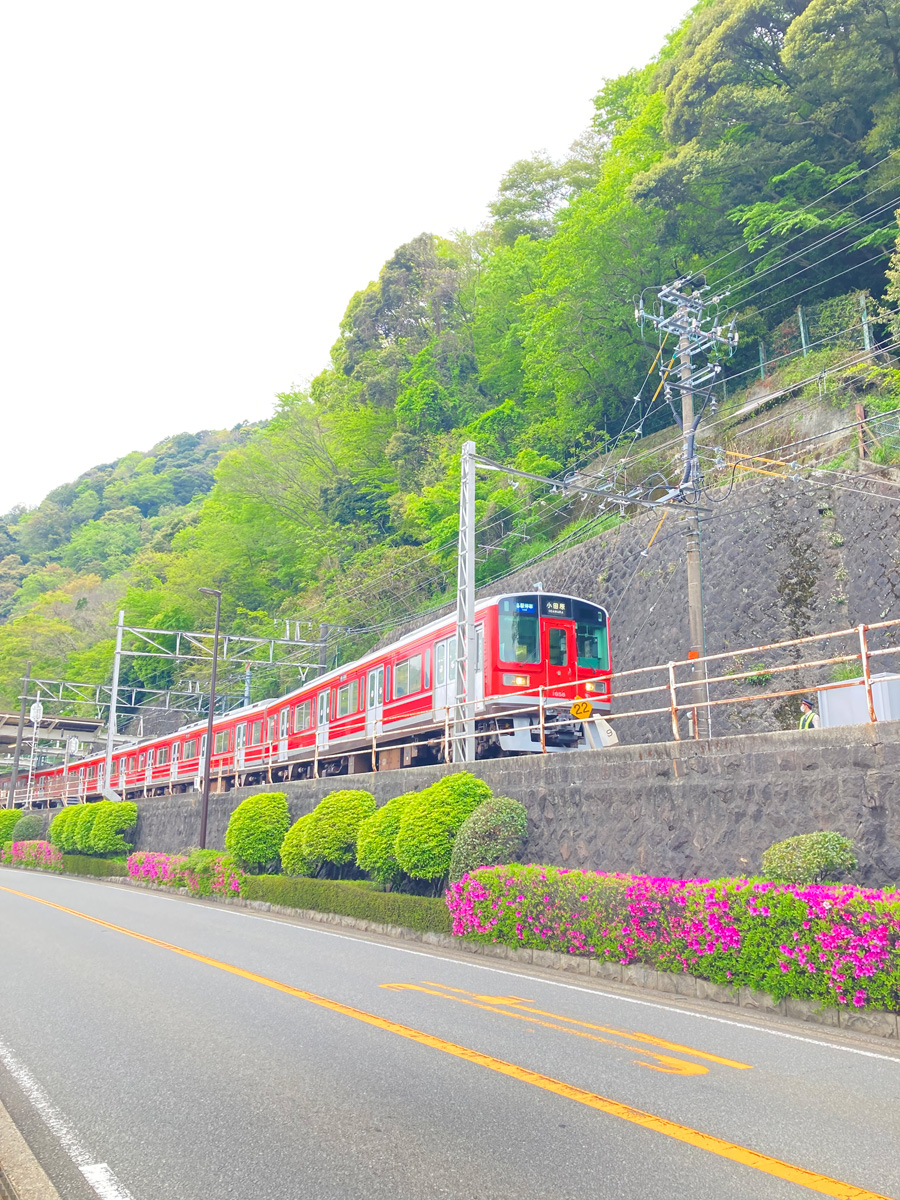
[12,592,612,805]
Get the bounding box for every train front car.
[480,592,611,755]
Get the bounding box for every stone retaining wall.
[133,719,900,886]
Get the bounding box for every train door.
[235,723,245,769]
[317,689,330,751]
[145,749,154,785]
[366,666,384,737]
[97,762,105,792]
[278,707,289,761]
[433,638,455,720]
[542,619,571,685]
[170,742,179,783]
[475,625,485,702]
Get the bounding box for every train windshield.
[573,599,609,671]
[498,597,540,664]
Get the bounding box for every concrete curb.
[110,875,900,1042]
[0,1097,61,1200]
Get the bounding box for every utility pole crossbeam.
[636,279,738,740]
[454,441,477,763]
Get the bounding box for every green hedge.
[761,832,858,884]
[355,792,418,886]
[303,789,375,867]
[62,854,129,877]
[280,812,320,876]
[243,875,451,933]
[449,795,528,882]
[225,792,291,872]
[395,772,492,881]
[11,812,47,843]
[0,809,24,845]
[89,801,137,855]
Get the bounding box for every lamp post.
[198,587,222,850]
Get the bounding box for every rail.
[4,619,899,808]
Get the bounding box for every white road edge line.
[7,869,900,1066]
[0,1036,136,1200]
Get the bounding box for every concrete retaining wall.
[133,719,900,887]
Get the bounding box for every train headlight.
[503,673,530,687]
[585,681,602,693]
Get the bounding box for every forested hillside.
[3,0,900,709]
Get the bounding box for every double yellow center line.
[1,884,893,1200]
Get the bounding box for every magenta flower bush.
[447,865,900,1013]
[127,851,186,884]
[1,840,64,872]
[127,850,245,898]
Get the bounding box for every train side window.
[250,720,263,746]
[359,678,365,710]
[548,628,568,667]
[293,701,311,732]
[435,642,445,687]
[423,650,431,689]
[337,679,358,717]
[185,739,196,759]
[267,716,276,742]
[394,655,421,698]
[214,730,230,753]
[157,746,169,766]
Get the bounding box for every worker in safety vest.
[799,698,820,730]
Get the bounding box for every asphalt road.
[1,868,899,1200]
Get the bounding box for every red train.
[18,591,611,804]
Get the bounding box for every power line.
[697,151,900,281]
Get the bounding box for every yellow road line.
[1,884,894,1200]
[383,982,707,1076]
[419,982,751,1070]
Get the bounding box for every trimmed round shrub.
[449,795,528,882]
[761,831,858,884]
[356,792,418,886]
[224,792,291,873]
[303,790,376,869]
[0,808,24,846]
[48,805,81,851]
[11,812,47,843]
[280,813,320,877]
[71,803,102,853]
[88,800,138,856]
[395,772,492,882]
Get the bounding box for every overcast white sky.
[1,0,690,513]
